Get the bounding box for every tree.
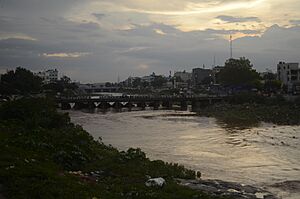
[201,76,213,85]
[43,75,78,94]
[218,57,260,88]
[151,76,167,88]
[264,80,282,92]
[132,78,142,88]
[0,67,42,95]
[60,76,71,84]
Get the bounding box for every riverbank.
[198,101,300,127]
[2,98,271,199]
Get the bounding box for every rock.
[145,177,166,187]
[196,171,201,179]
[177,179,278,199]
[271,180,300,192]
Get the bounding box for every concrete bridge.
[56,95,226,111]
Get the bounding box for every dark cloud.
[0,1,299,82]
[216,15,261,23]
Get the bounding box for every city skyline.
[0,0,300,82]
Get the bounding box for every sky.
[0,0,300,83]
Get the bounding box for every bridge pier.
[100,102,109,109]
[137,102,146,109]
[153,101,160,110]
[162,101,173,109]
[127,102,133,109]
[74,102,90,109]
[61,103,71,110]
[113,102,121,109]
[192,101,201,112]
[180,101,188,111]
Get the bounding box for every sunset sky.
[0,0,300,82]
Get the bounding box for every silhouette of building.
[36,69,58,84]
[192,68,212,86]
[277,61,300,92]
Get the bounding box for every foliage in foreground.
[0,98,225,199]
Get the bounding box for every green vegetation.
[218,58,261,88]
[0,67,42,95]
[0,98,226,199]
[199,93,300,127]
[42,75,78,95]
[0,68,78,97]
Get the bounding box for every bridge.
[56,95,226,110]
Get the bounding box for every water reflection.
[67,108,300,199]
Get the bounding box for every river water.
[68,108,300,199]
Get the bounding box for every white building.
[36,69,58,84]
[277,62,300,91]
[174,71,192,82]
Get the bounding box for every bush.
[0,98,70,129]
[228,92,265,104]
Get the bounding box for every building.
[211,66,224,84]
[141,72,156,83]
[78,83,119,94]
[192,68,212,86]
[174,71,192,83]
[277,61,300,92]
[36,69,58,84]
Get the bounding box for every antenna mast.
[213,54,216,67]
[230,35,233,59]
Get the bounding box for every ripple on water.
[68,109,300,199]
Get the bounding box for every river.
[67,108,300,199]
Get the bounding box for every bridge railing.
[56,94,227,101]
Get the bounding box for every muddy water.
[68,108,300,199]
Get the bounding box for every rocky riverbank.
[178,179,277,199]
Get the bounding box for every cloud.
[0,33,37,41]
[216,15,261,23]
[41,52,91,58]
[0,0,300,82]
[118,0,265,15]
[204,28,261,35]
[136,63,150,70]
[290,20,300,25]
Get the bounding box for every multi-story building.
[174,71,192,83]
[277,62,300,92]
[192,68,212,86]
[79,83,119,94]
[36,69,58,84]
